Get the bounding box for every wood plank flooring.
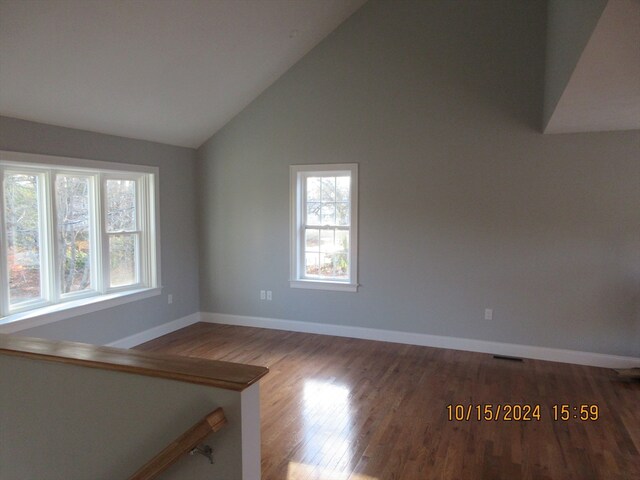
[136,323,640,480]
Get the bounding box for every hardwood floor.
[137,323,640,480]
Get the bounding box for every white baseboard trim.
[201,312,640,369]
[106,312,201,348]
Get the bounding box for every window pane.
[4,173,42,304]
[336,202,350,226]
[321,177,336,202]
[306,202,321,225]
[305,252,319,276]
[334,253,349,278]
[56,176,91,294]
[106,179,136,232]
[307,229,350,280]
[336,176,350,201]
[321,203,335,225]
[320,229,335,251]
[306,177,321,202]
[335,230,349,253]
[320,252,334,276]
[305,229,319,250]
[109,234,138,287]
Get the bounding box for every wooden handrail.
[1,335,265,478]
[128,407,228,480]
[0,334,268,391]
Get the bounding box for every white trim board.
[241,383,261,480]
[0,288,162,334]
[106,312,200,348]
[201,312,640,369]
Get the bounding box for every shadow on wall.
[344,1,547,136]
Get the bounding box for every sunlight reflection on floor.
[287,461,378,480]
[292,379,369,478]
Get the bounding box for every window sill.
[290,280,358,292]
[0,287,162,334]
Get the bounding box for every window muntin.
[290,164,358,292]
[0,154,158,319]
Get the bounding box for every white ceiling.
[0,0,366,148]
[545,0,640,133]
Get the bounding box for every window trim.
[0,150,161,329]
[0,287,162,334]
[289,163,358,292]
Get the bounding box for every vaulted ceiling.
[0,0,638,148]
[0,0,366,147]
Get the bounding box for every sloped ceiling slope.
[0,0,366,147]
[545,0,640,133]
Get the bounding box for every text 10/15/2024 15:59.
[446,404,600,422]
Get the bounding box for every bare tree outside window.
[290,164,358,292]
[304,175,350,279]
[0,154,158,320]
[3,173,42,304]
[56,176,91,293]
[106,179,138,287]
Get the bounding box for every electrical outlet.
[260,290,266,300]
[266,290,272,301]
[484,308,493,320]
[168,294,173,304]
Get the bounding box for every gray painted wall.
[196,0,640,357]
[543,0,608,129]
[0,116,199,345]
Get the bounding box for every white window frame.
[0,150,161,333]
[290,163,358,292]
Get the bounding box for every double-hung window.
[290,164,358,292]
[0,151,159,326]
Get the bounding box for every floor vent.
[493,354,523,362]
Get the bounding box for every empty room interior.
[0,0,638,479]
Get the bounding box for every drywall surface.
[0,355,241,479]
[0,116,199,344]
[543,0,608,129]
[197,0,640,357]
